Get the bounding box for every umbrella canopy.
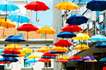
[4,44,22,49]
[7,15,30,23]
[5,34,25,42]
[66,15,88,25]
[28,54,40,59]
[74,44,89,51]
[0,4,19,11]
[2,54,18,57]
[36,46,51,53]
[0,18,16,28]
[55,2,79,10]
[41,56,56,59]
[51,46,68,53]
[25,59,37,63]
[62,25,82,32]
[57,58,69,63]
[3,49,20,54]
[82,56,96,61]
[21,47,32,54]
[90,34,106,41]
[43,52,57,57]
[70,55,81,60]
[95,42,106,48]
[58,55,70,60]
[25,1,49,11]
[87,1,106,11]
[37,25,55,34]
[72,33,90,40]
[54,39,73,47]
[100,57,106,61]
[57,32,76,38]
[39,58,51,62]
[17,23,39,32]
[17,23,39,40]
[3,57,18,62]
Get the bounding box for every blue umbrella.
[7,15,30,23]
[2,54,19,57]
[3,57,18,62]
[95,42,106,48]
[66,15,88,25]
[0,4,19,12]
[90,34,106,41]
[41,56,56,59]
[100,57,106,62]
[87,1,106,11]
[5,34,25,42]
[57,32,76,38]
[25,59,37,63]
[82,56,95,61]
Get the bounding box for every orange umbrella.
[37,25,55,39]
[36,46,51,53]
[51,46,68,53]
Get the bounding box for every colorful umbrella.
[55,2,79,10]
[37,25,55,39]
[58,55,70,60]
[7,15,30,25]
[0,4,19,11]
[66,15,88,25]
[25,1,49,21]
[25,59,37,63]
[28,54,40,59]
[69,55,81,61]
[87,1,106,11]
[90,34,106,42]
[39,58,51,62]
[36,46,51,53]
[54,39,73,47]
[51,46,68,53]
[5,34,25,42]
[17,23,39,40]
[2,54,19,57]
[57,32,76,38]
[21,47,32,55]
[100,57,106,62]
[82,56,96,61]
[72,33,90,41]
[62,25,82,32]
[43,52,57,57]
[0,4,19,21]
[57,58,69,63]
[74,44,89,51]
[95,42,106,48]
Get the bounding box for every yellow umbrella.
[21,47,32,54]
[72,33,90,40]
[51,46,69,52]
[58,55,70,60]
[0,18,16,37]
[36,46,51,53]
[55,2,79,10]
[28,54,40,59]
[37,25,55,39]
[74,44,90,51]
[4,44,22,49]
[0,18,16,28]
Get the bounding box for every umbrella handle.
[82,9,88,15]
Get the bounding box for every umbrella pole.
[2,28,5,38]
[36,12,38,22]
[82,9,88,16]
[26,32,29,41]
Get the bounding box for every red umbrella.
[25,1,49,22]
[43,52,57,57]
[57,58,68,63]
[39,58,51,62]
[70,55,81,60]
[62,25,82,32]
[17,23,39,40]
[54,39,73,47]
